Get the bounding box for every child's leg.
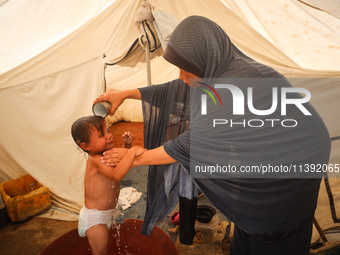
[86,224,109,255]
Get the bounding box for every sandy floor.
[0,217,78,255]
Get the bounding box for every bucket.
[195,205,219,243]
[39,218,177,255]
[196,205,216,223]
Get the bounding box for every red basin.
[39,218,178,255]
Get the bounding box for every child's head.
[71,116,113,154]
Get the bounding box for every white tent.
[1,0,340,231]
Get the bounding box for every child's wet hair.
[71,116,105,148]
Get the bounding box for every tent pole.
[145,45,152,86]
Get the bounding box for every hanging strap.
[324,172,340,223]
[138,20,161,52]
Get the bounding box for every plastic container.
[92,101,112,117]
[39,218,178,255]
[194,205,219,243]
[0,174,51,222]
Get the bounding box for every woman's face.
[179,69,203,88]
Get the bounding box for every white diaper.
[78,206,117,237]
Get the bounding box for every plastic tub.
[39,218,178,255]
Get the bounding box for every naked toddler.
[71,116,144,255]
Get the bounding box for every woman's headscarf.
[163,15,276,78]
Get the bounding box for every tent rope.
[324,172,340,223]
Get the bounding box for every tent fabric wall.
[0,0,340,230]
[0,0,110,81]
[0,57,104,212]
[221,0,340,71]
[0,0,141,89]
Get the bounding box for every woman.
[94,16,331,255]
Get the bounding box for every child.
[71,115,144,255]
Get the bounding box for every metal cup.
[92,101,112,118]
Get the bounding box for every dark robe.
[140,15,331,244]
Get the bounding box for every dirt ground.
[0,217,78,255]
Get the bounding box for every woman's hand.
[101,148,129,167]
[93,88,141,116]
[93,89,126,116]
[101,146,146,167]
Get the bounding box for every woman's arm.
[133,146,177,167]
[101,145,176,167]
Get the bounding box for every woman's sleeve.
[138,82,171,107]
[138,79,190,153]
[163,129,190,170]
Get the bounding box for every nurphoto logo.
[197,81,312,128]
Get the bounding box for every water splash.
[112,223,121,250]
[110,201,125,252]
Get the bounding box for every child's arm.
[95,146,145,182]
